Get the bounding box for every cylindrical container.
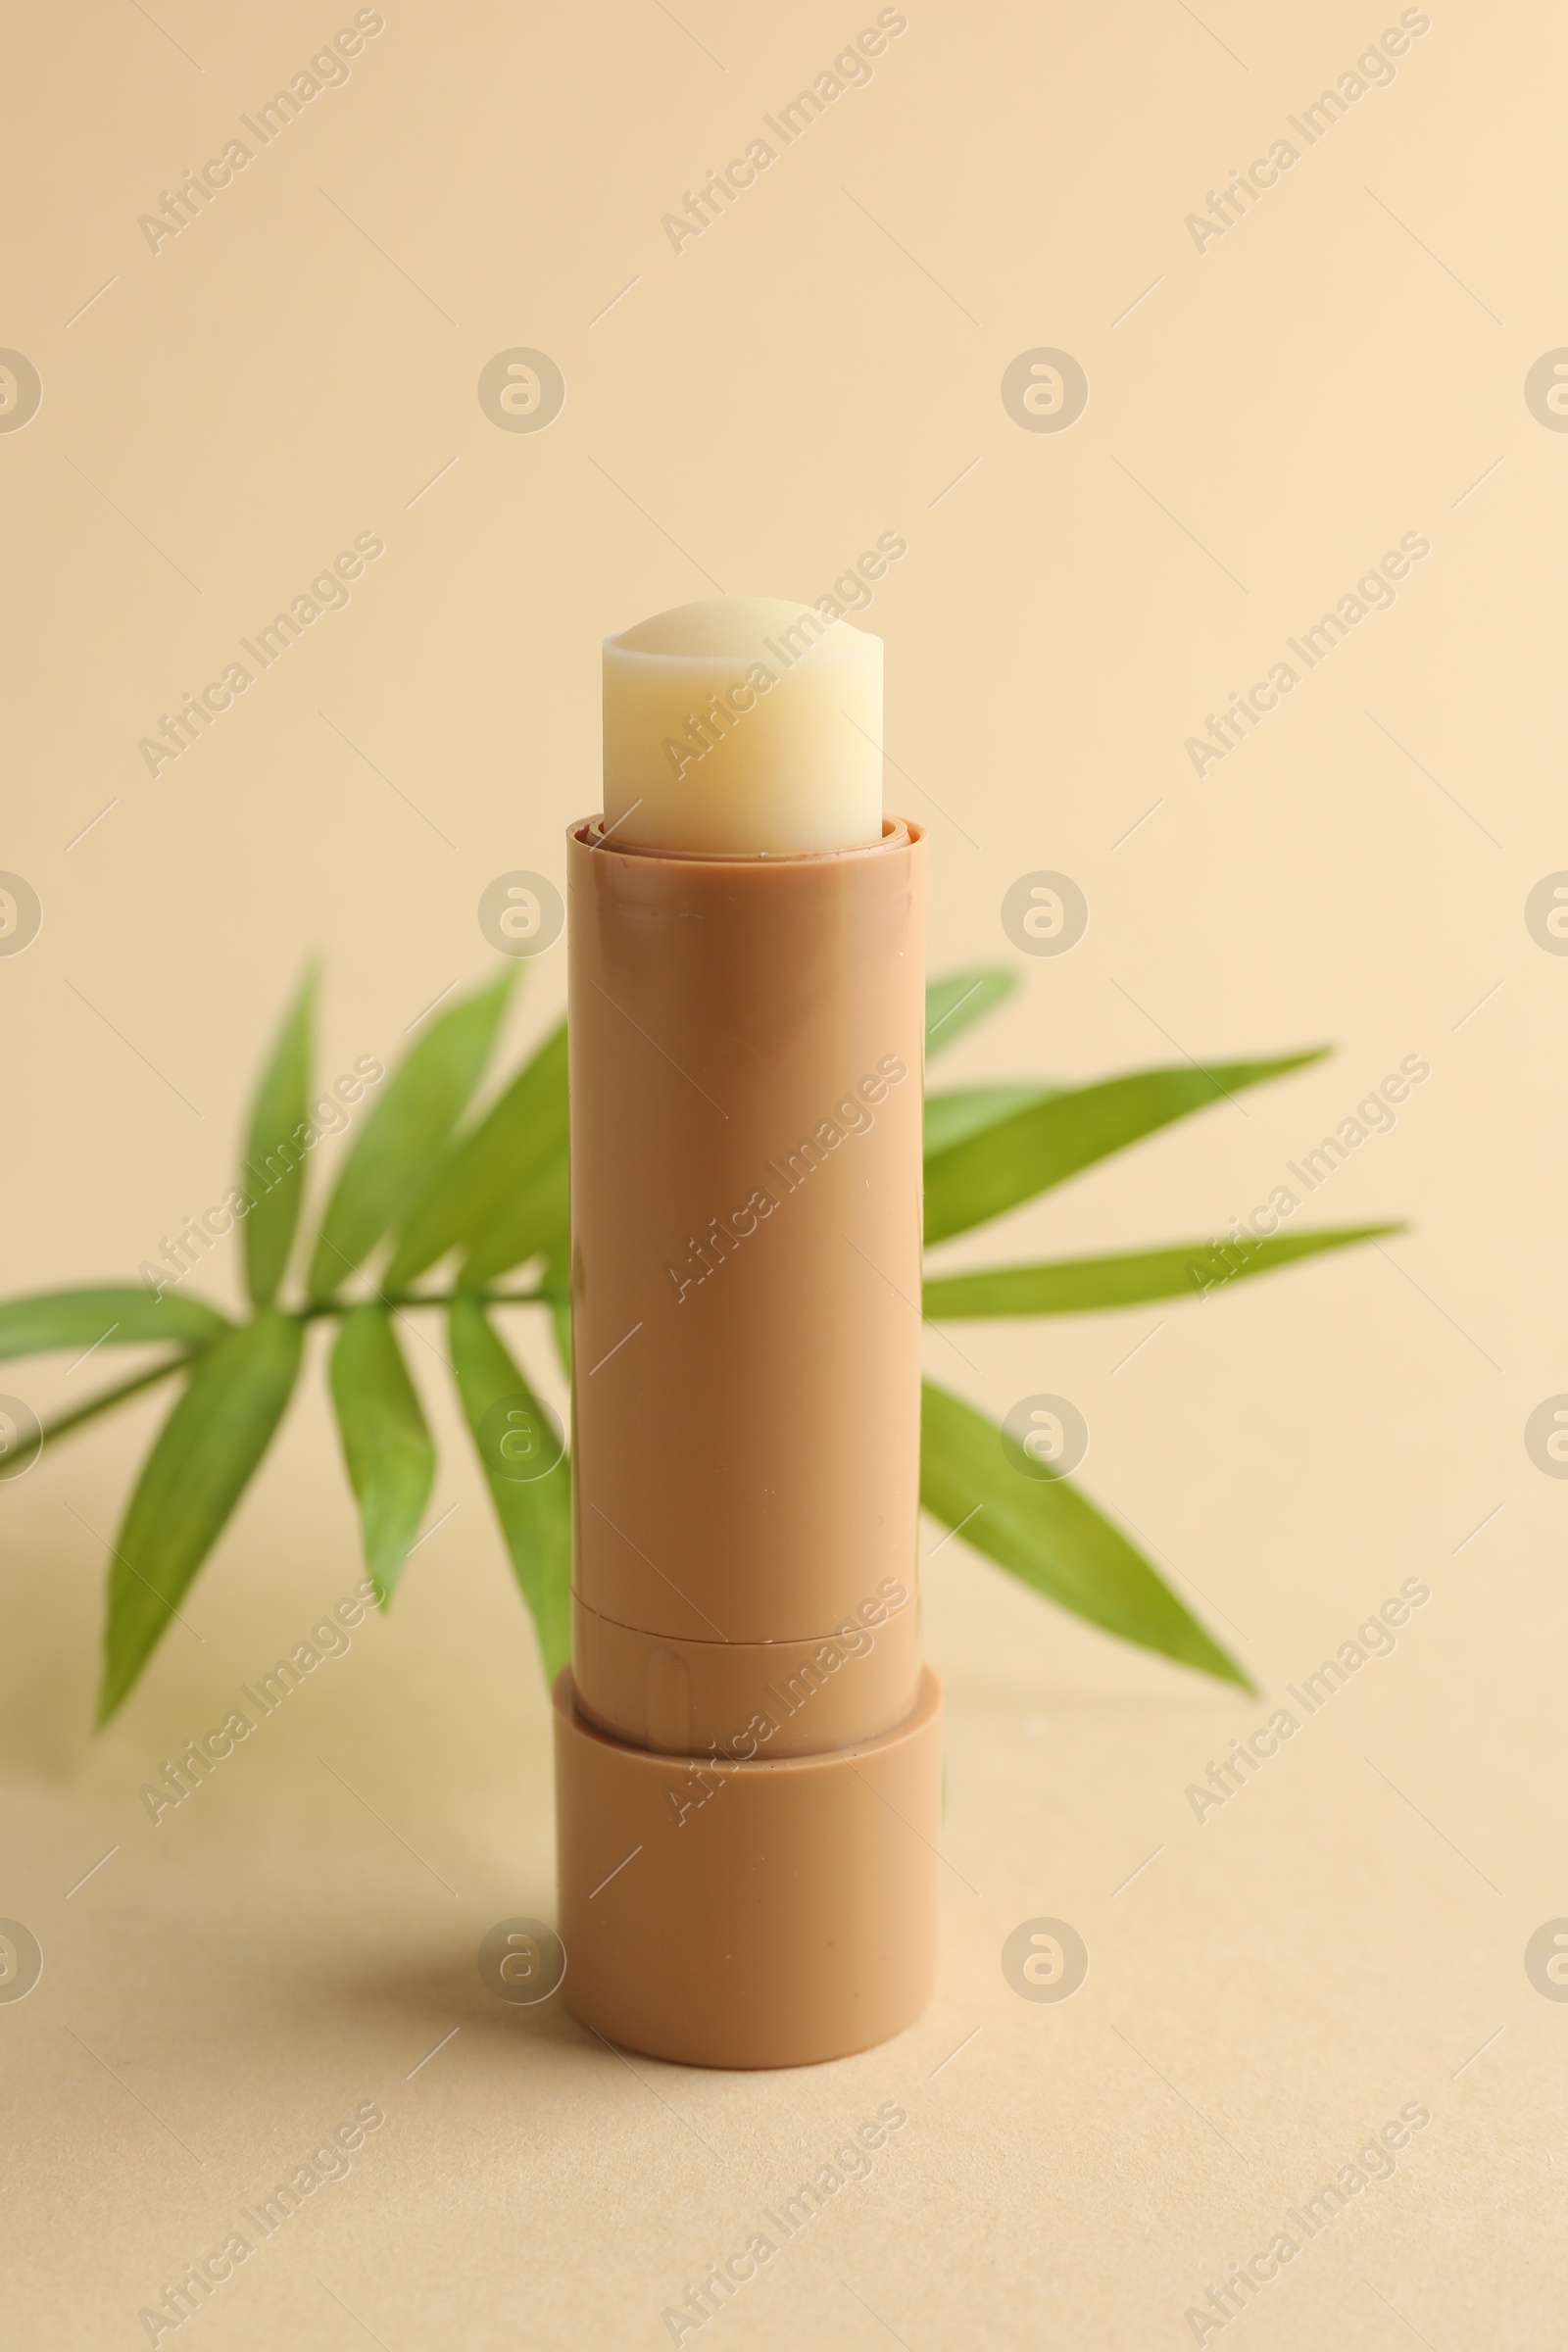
[555,814,942,2069]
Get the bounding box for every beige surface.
[3,0,1564,2342]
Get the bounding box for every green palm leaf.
[925,1085,1058,1157]
[240,970,316,1307]
[925,968,1014,1056]
[919,1378,1250,1688]
[309,971,514,1297]
[0,1287,228,1360]
[328,1305,436,1603]
[384,1022,568,1290]
[924,1225,1400,1317]
[1,957,1392,1727]
[924,1051,1325,1245]
[96,1310,305,1722]
[447,1295,570,1679]
[538,1244,571,1377]
[462,1148,568,1285]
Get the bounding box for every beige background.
[4,0,1564,2342]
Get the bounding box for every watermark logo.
[478,1917,567,2004]
[0,1396,42,1481]
[477,869,564,957]
[1524,872,1568,953]
[0,872,42,956]
[1001,869,1089,956]
[478,349,565,433]
[1525,350,1568,431]
[476,1394,565,1483]
[1002,1394,1089,1480]
[1001,348,1089,433]
[0,1920,43,2002]
[1525,1396,1568,1478]
[0,352,42,434]
[1001,1916,1089,2002]
[1525,1919,1568,2000]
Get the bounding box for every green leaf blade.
[923,1051,1326,1245]
[538,1244,571,1378]
[923,1224,1402,1318]
[328,1305,436,1604]
[308,971,514,1298]
[461,1147,568,1286]
[925,968,1015,1057]
[919,1379,1250,1689]
[384,1021,568,1290]
[96,1310,305,1723]
[0,1287,229,1361]
[448,1294,570,1680]
[241,971,316,1307]
[924,1085,1059,1159]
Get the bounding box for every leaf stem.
[42,1353,197,1445]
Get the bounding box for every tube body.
[555,816,941,2067]
[566,817,927,1754]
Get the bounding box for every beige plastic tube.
[554,813,943,2068]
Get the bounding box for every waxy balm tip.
[603,596,883,856]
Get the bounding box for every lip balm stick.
[555,598,943,2070]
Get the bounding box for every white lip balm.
[602,596,884,856]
